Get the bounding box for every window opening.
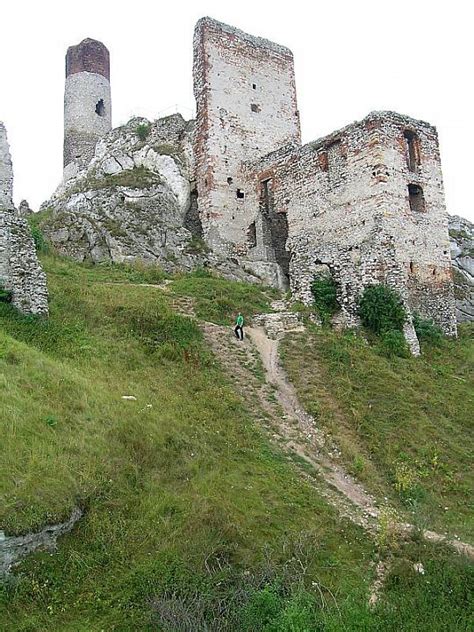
[95,99,105,117]
[408,184,425,213]
[404,130,420,172]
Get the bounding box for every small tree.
[357,284,406,334]
[311,273,340,326]
[136,122,151,142]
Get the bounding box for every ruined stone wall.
[249,111,456,340]
[374,112,456,335]
[0,122,48,315]
[64,39,112,180]
[193,17,301,263]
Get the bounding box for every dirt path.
[248,326,381,526]
[200,315,473,559]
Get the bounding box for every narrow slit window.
[261,178,273,212]
[404,130,420,172]
[95,99,105,117]
[247,221,257,248]
[408,184,426,213]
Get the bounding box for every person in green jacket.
[234,312,244,340]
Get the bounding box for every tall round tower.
[63,38,111,180]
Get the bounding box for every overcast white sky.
[1,0,472,220]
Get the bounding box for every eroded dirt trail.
[248,325,380,527]
[201,312,474,559]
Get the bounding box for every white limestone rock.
[40,114,202,271]
[449,214,474,322]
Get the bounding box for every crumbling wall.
[374,112,456,335]
[64,38,112,181]
[193,17,300,269]
[249,111,456,343]
[0,122,48,316]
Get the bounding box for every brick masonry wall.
[249,111,456,341]
[66,38,110,80]
[64,39,112,178]
[193,17,301,260]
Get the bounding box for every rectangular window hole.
[236,189,245,199]
[408,184,425,212]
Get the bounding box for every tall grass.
[281,324,474,541]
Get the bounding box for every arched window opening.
[408,183,426,213]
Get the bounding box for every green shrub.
[136,122,151,142]
[0,286,13,303]
[311,274,339,325]
[358,284,406,334]
[30,224,49,253]
[377,329,410,358]
[413,313,443,345]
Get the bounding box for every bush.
[0,286,13,303]
[413,313,443,345]
[136,122,151,142]
[311,274,339,325]
[358,284,406,334]
[377,330,410,359]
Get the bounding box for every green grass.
[281,325,474,541]
[0,256,370,629]
[0,255,472,630]
[170,268,278,325]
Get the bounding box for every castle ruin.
[191,18,457,345]
[45,17,458,346]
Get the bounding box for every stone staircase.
[252,299,305,339]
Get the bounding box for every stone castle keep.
[2,17,460,347]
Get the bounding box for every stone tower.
[193,17,301,265]
[63,38,112,180]
[0,122,13,209]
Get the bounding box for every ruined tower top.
[66,38,110,80]
[63,38,112,179]
[0,122,14,208]
[193,17,300,265]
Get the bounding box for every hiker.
[234,312,244,340]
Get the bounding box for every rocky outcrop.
[18,199,33,217]
[41,114,203,271]
[40,114,280,288]
[449,215,474,322]
[0,122,48,316]
[0,507,82,575]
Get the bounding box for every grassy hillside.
[0,255,473,630]
[281,324,474,541]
